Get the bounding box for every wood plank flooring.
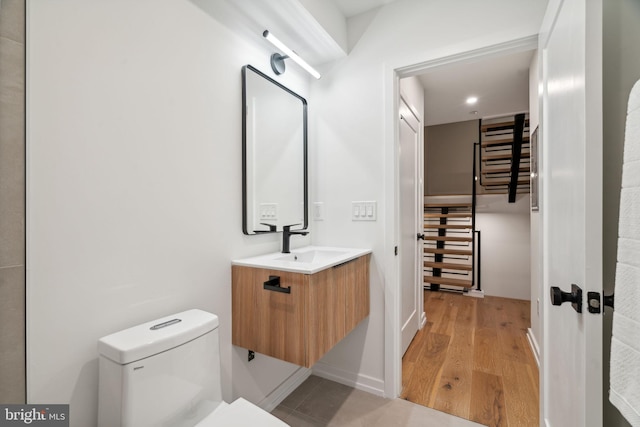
[401,291,539,427]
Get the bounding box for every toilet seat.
[196,398,288,426]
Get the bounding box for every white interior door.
[399,98,421,356]
[541,0,603,425]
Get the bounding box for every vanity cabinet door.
[232,266,307,366]
[343,254,371,332]
[306,255,371,366]
[306,268,346,367]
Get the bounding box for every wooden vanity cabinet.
[232,254,370,367]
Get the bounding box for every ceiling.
[223,0,534,127]
[327,1,533,127]
[418,49,534,126]
[330,0,401,18]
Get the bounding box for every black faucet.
[282,224,309,253]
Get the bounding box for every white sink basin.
[276,249,351,263]
[232,246,372,274]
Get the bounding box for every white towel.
[610,79,640,427]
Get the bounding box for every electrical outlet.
[259,203,278,221]
[313,202,324,221]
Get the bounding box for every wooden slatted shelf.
[424,212,472,218]
[424,248,473,256]
[483,188,531,194]
[424,203,472,209]
[480,119,530,133]
[482,178,530,186]
[424,236,472,243]
[481,136,530,147]
[424,224,472,230]
[424,261,473,271]
[422,199,475,291]
[423,275,473,288]
[483,165,529,174]
[479,114,531,198]
[483,151,530,162]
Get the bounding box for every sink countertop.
[231,246,372,274]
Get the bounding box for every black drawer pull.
[263,275,291,294]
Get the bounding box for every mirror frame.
[241,65,308,235]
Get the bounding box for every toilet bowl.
[97,309,288,427]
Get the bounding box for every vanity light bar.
[263,30,321,80]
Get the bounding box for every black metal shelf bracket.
[508,113,526,203]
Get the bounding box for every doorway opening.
[395,45,540,426]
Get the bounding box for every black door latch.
[586,291,615,314]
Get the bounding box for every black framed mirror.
[242,65,308,235]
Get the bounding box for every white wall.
[529,49,541,355]
[27,1,313,426]
[476,195,531,300]
[309,0,546,393]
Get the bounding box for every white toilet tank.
[97,309,223,427]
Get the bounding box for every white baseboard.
[464,289,485,298]
[258,367,312,412]
[312,362,385,397]
[526,328,540,367]
[420,311,427,328]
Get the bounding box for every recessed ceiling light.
[466,96,478,105]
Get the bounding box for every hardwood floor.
[401,290,539,427]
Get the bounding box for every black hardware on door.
[586,291,615,314]
[550,284,583,313]
[263,275,291,294]
[604,293,615,309]
[417,233,425,240]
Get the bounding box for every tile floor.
[271,375,484,427]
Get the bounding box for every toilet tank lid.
[98,309,219,364]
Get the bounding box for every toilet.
[97,309,288,426]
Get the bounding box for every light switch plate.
[352,201,377,221]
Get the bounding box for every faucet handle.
[283,223,301,232]
[259,222,277,232]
